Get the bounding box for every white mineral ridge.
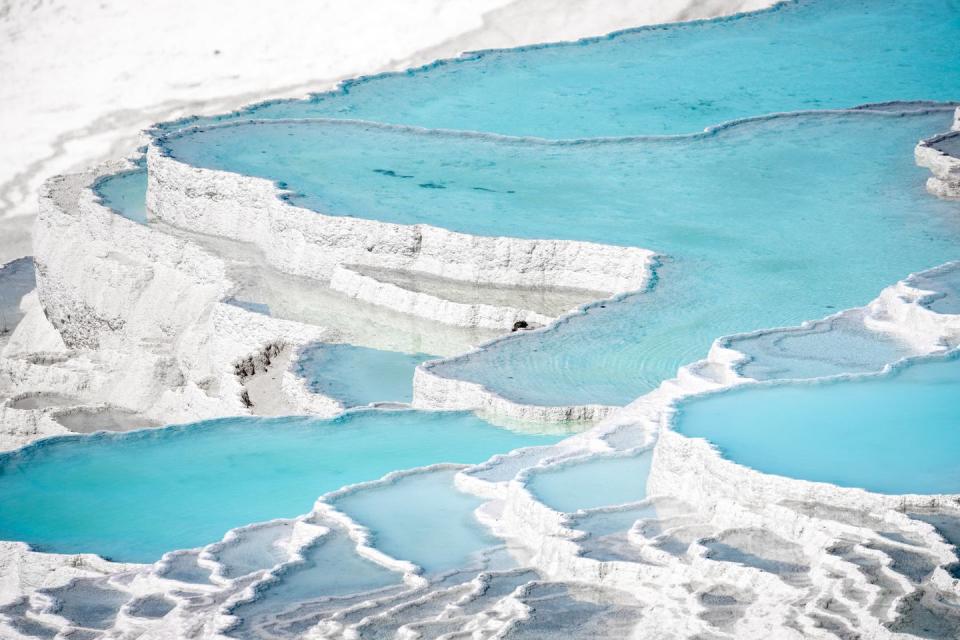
[915,111,960,199]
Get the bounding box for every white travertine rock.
[13,164,340,437]
[1,291,67,359]
[146,143,657,293]
[915,130,960,199]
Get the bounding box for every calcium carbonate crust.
[1,162,341,450]
[915,106,960,199]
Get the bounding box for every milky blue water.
[0,411,560,562]
[164,111,960,406]
[674,352,960,494]
[526,452,652,513]
[93,169,147,223]
[162,0,960,139]
[331,468,499,574]
[294,343,435,407]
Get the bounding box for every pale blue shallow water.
[93,169,147,223]
[526,452,652,513]
[164,111,960,406]
[294,343,435,407]
[163,0,960,139]
[674,352,960,494]
[0,411,560,562]
[331,468,499,574]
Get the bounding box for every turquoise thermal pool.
[93,169,147,223]
[163,110,960,406]
[673,352,960,494]
[294,343,435,407]
[0,411,559,562]
[165,0,960,138]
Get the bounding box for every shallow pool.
[94,169,147,223]
[673,352,960,494]
[527,452,652,513]
[0,411,560,562]
[331,468,499,574]
[294,343,435,407]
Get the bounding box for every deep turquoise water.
[163,0,960,139]
[164,111,960,406]
[294,343,435,407]
[0,411,559,562]
[674,353,960,494]
[93,169,147,223]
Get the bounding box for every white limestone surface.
[3,163,340,442]
[916,130,960,199]
[915,107,960,198]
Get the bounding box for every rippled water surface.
[0,412,560,561]
[674,353,960,494]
